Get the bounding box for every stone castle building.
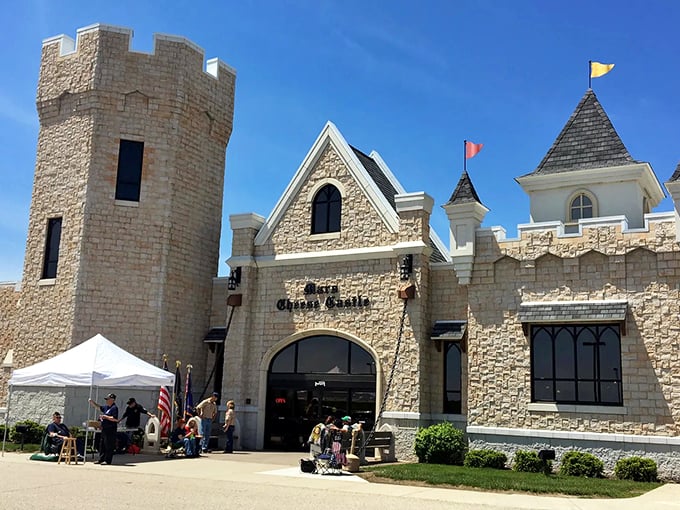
[3,24,680,478]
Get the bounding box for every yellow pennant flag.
[590,61,615,78]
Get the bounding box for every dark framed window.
[570,194,593,221]
[444,342,462,413]
[42,217,62,279]
[115,140,144,201]
[531,324,622,405]
[311,184,341,234]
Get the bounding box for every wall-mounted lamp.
[399,254,413,281]
[227,267,242,291]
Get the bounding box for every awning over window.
[431,320,467,340]
[203,327,227,343]
[431,320,467,352]
[518,300,627,334]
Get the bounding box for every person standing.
[88,393,119,465]
[195,392,218,453]
[222,400,236,453]
[120,397,155,429]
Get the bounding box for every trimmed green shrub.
[414,422,467,465]
[512,450,545,473]
[11,420,44,445]
[69,425,83,439]
[614,456,658,482]
[559,451,604,478]
[464,449,507,469]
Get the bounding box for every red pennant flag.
[465,141,483,159]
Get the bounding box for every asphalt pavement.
[1,449,679,510]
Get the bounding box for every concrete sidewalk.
[1,450,679,510]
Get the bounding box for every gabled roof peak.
[446,170,484,206]
[528,89,640,176]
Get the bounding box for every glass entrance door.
[265,335,376,450]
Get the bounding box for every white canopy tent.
[2,333,175,459]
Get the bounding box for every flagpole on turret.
[463,140,467,173]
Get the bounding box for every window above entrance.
[270,336,374,375]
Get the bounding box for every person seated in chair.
[169,418,186,452]
[45,412,83,457]
[183,417,200,457]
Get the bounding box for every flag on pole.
[184,364,194,419]
[465,141,483,159]
[590,61,615,78]
[157,355,171,437]
[173,361,183,421]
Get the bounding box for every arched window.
[270,336,374,375]
[311,184,341,234]
[444,343,462,414]
[569,193,594,222]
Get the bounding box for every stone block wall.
[12,25,236,396]
[468,219,680,437]
[0,283,19,407]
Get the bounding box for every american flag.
[157,357,172,437]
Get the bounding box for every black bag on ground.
[300,458,316,473]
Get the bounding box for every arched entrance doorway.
[265,335,376,450]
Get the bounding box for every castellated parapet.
[15,24,236,389]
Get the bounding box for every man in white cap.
[88,393,119,464]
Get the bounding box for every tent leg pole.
[1,385,12,457]
[84,385,95,464]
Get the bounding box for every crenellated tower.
[15,24,236,381]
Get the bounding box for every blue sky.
[1,1,679,282]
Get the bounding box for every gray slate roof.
[518,301,627,323]
[525,89,640,176]
[446,170,484,206]
[431,320,467,340]
[350,146,447,263]
[669,162,680,182]
[203,327,226,343]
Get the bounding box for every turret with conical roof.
[516,89,664,229]
[443,170,488,285]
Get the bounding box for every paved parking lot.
[1,450,679,510]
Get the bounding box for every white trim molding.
[467,425,680,446]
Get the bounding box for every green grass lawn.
[1,442,41,453]
[363,463,662,498]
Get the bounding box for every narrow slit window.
[115,140,144,201]
[42,217,62,279]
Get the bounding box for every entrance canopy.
[8,333,175,387]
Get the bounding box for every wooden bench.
[354,430,395,462]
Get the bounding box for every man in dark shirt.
[169,418,186,449]
[46,411,83,456]
[120,397,155,429]
[89,393,119,465]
